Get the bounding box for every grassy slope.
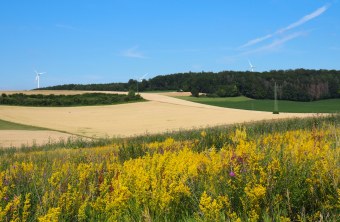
[177,96,340,113]
[1,114,338,155]
[0,115,339,221]
[0,119,48,130]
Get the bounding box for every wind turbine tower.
[136,73,148,94]
[35,70,46,89]
[248,60,256,72]
[139,73,148,82]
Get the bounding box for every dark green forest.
[40,69,340,101]
[0,93,143,107]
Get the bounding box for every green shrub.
[190,88,199,97]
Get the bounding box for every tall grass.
[0,115,339,221]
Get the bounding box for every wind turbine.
[136,73,148,94]
[139,73,148,82]
[248,60,256,72]
[35,70,46,89]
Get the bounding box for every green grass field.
[176,96,340,113]
[0,119,47,130]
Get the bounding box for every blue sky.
[1,0,339,90]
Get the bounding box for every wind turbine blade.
[248,60,252,67]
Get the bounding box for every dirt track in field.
[0,90,312,148]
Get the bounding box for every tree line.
[40,69,340,101]
[0,93,143,107]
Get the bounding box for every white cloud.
[241,34,273,49]
[121,46,147,59]
[240,4,329,48]
[222,31,306,63]
[278,5,328,33]
[241,32,306,55]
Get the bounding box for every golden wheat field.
[0,91,338,221]
[0,130,76,148]
[0,91,312,148]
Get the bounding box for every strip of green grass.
[177,96,340,113]
[0,119,48,130]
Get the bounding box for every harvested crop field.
[0,130,75,148]
[0,91,312,147]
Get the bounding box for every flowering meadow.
[0,116,339,221]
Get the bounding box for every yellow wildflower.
[199,191,223,221]
[38,207,61,222]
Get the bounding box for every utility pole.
[136,80,139,95]
[273,81,279,114]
